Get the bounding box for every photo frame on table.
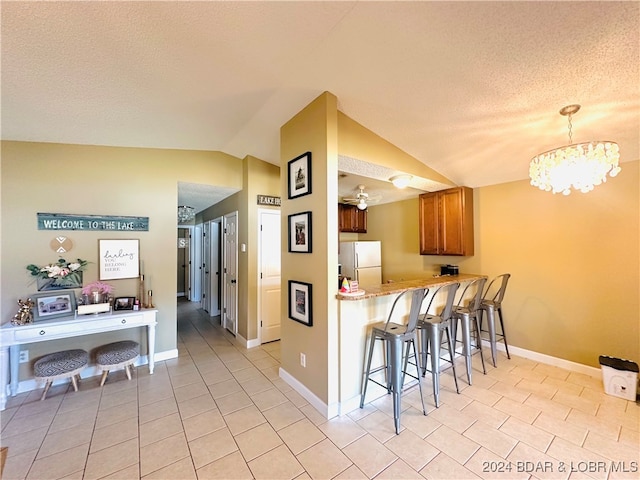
[287,151,312,199]
[113,296,135,311]
[288,211,312,253]
[32,291,77,321]
[99,239,140,280]
[288,280,312,327]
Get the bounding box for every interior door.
[223,212,238,334]
[202,222,211,312]
[259,210,281,343]
[210,219,221,316]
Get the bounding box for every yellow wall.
[280,92,339,404]
[366,160,640,367]
[1,141,243,378]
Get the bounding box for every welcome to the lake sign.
[38,213,149,231]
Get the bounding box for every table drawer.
[13,314,144,342]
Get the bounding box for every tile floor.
[1,300,638,479]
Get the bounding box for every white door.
[202,222,211,312]
[191,224,202,302]
[210,219,221,316]
[223,212,238,334]
[259,210,281,343]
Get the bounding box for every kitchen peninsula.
[335,273,485,415]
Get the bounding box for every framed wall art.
[288,280,312,326]
[288,211,312,253]
[114,296,136,311]
[287,151,312,199]
[99,239,140,280]
[32,291,77,321]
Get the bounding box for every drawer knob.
[39,330,45,335]
[121,319,127,324]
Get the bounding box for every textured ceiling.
[2,1,639,212]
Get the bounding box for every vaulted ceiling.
[2,1,638,210]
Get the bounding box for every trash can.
[599,355,638,401]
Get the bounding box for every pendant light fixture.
[177,205,196,223]
[529,105,621,195]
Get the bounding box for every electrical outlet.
[300,353,306,367]
[19,350,29,363]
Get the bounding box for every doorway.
[202,218,222,316]
[223,211,238,335]
[258,209,281,343]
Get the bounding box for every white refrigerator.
[339,241,382,287]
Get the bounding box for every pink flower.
[82,281,114,295]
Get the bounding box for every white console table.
[0,308,157,410]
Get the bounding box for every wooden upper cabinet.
[419,186,474,256]
[338,203,367,233]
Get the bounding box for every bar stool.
[360,288,427,434]
[416,282,460,407]
[478,274,511,367]
[452,277,487,385]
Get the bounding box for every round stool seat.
[95,341,139,386]
[33,349,88,401]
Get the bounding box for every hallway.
[1,300,638,479]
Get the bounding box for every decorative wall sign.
[99,239,140,280]
[287,152,312,199]
[288,211,312,253]
[257,195,281,206]
[38,213,149,231]
[50,236,73,253]
[288,280,313,326]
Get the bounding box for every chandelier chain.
[567,113,573,144]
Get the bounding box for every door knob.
[230,279,237,284]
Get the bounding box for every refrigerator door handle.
[354,252,359,268]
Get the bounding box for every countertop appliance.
[339,241,382,287]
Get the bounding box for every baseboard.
[224,330,261,350]
[279,367,336,418]
[11,348,179,395]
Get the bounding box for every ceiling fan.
[342,184,381,210]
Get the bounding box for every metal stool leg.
[360,332,377,408]
[389,337,403,434]
[444,324,460,394]
[497,306,511,359]
[472,314,487,375]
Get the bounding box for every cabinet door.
[338,204,367,233]
[419,193,439,254]
[439,188,465,255]
[354,208,367,233]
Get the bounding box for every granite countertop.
[336,273,486,301]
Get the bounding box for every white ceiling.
[3,1,639,212]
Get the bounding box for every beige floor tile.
[260,365,281,380]
[201,367,235,385]
[357,409,402,443]
[506,442,571,480]
[139,411,184,447]
[99,385,138,410]
[466,446,530,480]
[425,424,480,465]
[0,406,17,430]
[419,452,481,479]
[524,393,571,420]
[553,391,599,416]
[188,428,239,470]
[279,418,327,455]
[215,390,254,415]
[464,420,518,459]
[173,381,210,403]
[284,388,309,408]
[461,384,503,407]
[297,438,353,479]
[177,392,217,419]
[263,401,306,431]
[533,413,588,446]
[234,368,267,385]
[428,403,478,433]
[299,403,328,426]
[2,409,56,437]
[384,428,440,471]
[100,463,141,479]
[90,417,139,453]
[139,432,190,477]
[438,388,474,411]
[251,355,280,370]
[375,458,425,479]
[393,405,441,439]
[235,422,283,461]
[565,409,621,441]
[317,414,367,449]
[499,416,554,452]
[196,451,254,479]
[37,423,94,459]
[84,437,139,480]
[489,381,531,403]
[224,357,254,372]
[582,431,640,464]
[493,396,540,424]
[619,426,640,447]
[27,443,89,480]
[332,464,368,479]
[94,399,138,430]
[182,408,226,441]
[13,396,63,418]
[139,396,179,424]
[208,378,243,399]
[1,448,38,480]
[248,444,304,479]
[251,387,289,411]
[533,363,571,381]
[142,457,196,479]
[0,426,48,457]
[168,371,204,389]
[138,383,175,407]
[461,399,509,429]
[224,405,267,435]
[546,437,611,475]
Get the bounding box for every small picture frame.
[99,239,140,280]
[288,280,312,327]
[288,211,312,253]
[113,296,135,311]
[287,151,312,199]
[32,291,77,321]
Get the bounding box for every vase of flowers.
[81,281,114,305]
[27,258,88,291]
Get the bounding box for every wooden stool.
[33,349,89,400]
[95,341,139,386]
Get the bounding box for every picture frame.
[288,211,312,253]
[99,239,140,280]
[287,151,312,199]
[32,291,77,321]
[113,296,136,311]
[288,280,312,327]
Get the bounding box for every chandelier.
[177,205,196,223]
[529,105,621,195]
